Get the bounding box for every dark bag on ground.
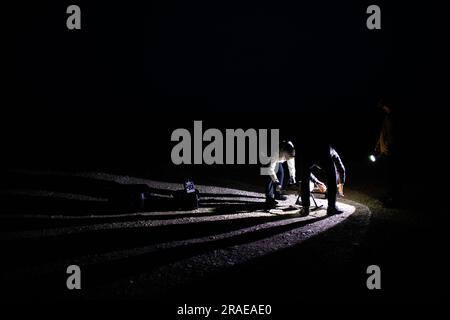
[173,180,200,210]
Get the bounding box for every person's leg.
[265,176,275,199]
[277,163,285,188]
[274,163,287,200]
[321,151,343,214]
[300,162,311,210]
[324,156,337,208]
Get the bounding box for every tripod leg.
[311,193,320,209]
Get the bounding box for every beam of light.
[369,154,377,162]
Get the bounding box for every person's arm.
[331,148,346,184]
[377,116,393,156]
[267,158,279,183]
[287,158,296,183]
[375,139,381,155]
[310,173,327,193]
[310,173,320,184]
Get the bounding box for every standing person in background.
[374,98,401,207]
[375,100,394,158]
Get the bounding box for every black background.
[11,1,446,110]
[5,0,450,305]
[8,0,448,182]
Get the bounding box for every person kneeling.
[265,141,296,208]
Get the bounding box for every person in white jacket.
[265,141,297,206]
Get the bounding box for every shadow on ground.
[0,171,267,220]
[2,211,328,298]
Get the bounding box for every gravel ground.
[0,170,370,299]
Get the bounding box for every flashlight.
[369,154,381,163]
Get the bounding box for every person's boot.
[299,207,309,217]
[265,197,278,208]
[274,192,288,201]
[327,206,344,216]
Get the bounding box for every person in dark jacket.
[374,98,401,207]
[308,146,346,196]
[297,110,345,218]
[299,144,345,216]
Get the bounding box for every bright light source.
[369,154,377,162]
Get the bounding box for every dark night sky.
[12,1,445,112]
[7,1,448,173]
[147,2,391,109]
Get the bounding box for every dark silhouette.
[374,98,401,207]
[298,115,343,216]
[300,145,341,216]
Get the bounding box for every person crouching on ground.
[300,143,344,217]
[314,146,346,196]
[265,140,296,208]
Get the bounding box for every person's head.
[280,141,295,159]
[378,97,393,114]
